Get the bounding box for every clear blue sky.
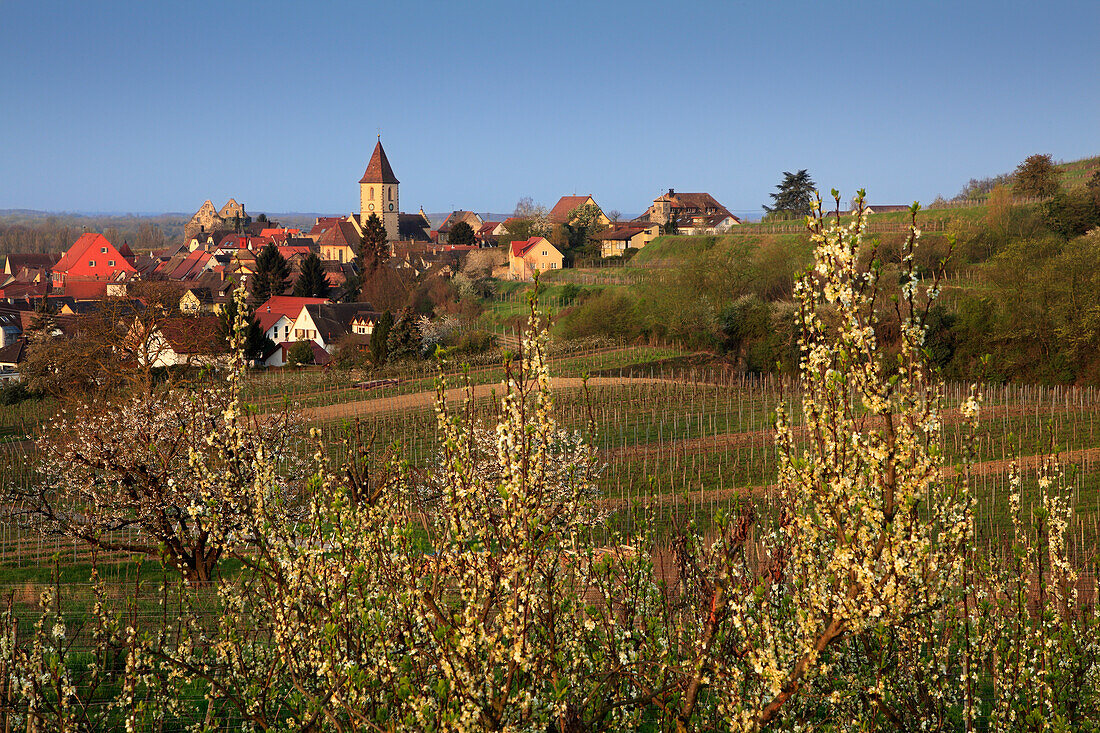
[1,0,1097,219]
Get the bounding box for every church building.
[358,138,400,242]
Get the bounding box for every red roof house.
[52,233,137,287]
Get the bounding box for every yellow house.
[593,223,661,258]
[548,195,611,227]
[317,220,360,264]
[509,237,563,281]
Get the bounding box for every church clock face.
[388,203,394,211]
[369,204,375,211]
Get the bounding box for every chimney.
[668,189,674,197]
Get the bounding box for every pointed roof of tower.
[359,139,399,184]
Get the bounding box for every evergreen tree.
[293,252,329,298]
[217,294,276,362]
[763,170,816,219]
[340,270,361,303]
[361,213,388,272]
[369,310,394,365]
[386,309,420,361]
[252,243,291,302]
[449,221,476,246]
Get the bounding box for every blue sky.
[1,0,1097,218]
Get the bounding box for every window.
[101,247,108,253]
[388,188,392,201]
[108,260,115,267]
[88,260,95,267]
[370,187,375,199]
[542,251,547,256]
[550,263,557,269]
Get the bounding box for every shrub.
[286,339,315,366]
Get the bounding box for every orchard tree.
[763,169,816,219]
[292,251,329,298]
[251,242,290,302]
[1013,153,1060,198]
[5,288,302,582]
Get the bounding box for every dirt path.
[601,446,1100,509]
[299,376,679,422]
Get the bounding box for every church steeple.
[359,138,399,185]
[359,137,399,242]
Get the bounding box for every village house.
[3,253,58,281]
[51,233,138,291]
[548,195,611,227]
[509,237,563,280]
[256,295,331,350]
[130,316,226,369]
[289,302,382,356]
[316,220,361,263]
[0,338,25,380]
[638,189,740,233]
[476,221,506,247]
[436,211,484,244]
[593,222,662,257]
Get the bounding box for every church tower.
[359,138,400,242]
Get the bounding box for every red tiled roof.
[54,233,137,277]
[256,295,330,323]
[62,280,110,299]
[358,140,399,184]
[0,281,48,299]
[549,196,596,223]
[317,221,360,248]
[278,246,314,261]
[169,250,211,280]
[308,216,345,236]
[510,237,551,258]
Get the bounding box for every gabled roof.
[317,221,361,248]
[302,303,382,345]
[169,249,212,280]
[549,195,598,223]
[592,226,648,241]
[359,140,399,184]
[257,295,330,322]
[438,210,483,233]
[654,191,732,216]
[54,233,135,275]
[0,338,26,366]
[510,236,555,258]
[4,253,58,273]
[156,316,225,355]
